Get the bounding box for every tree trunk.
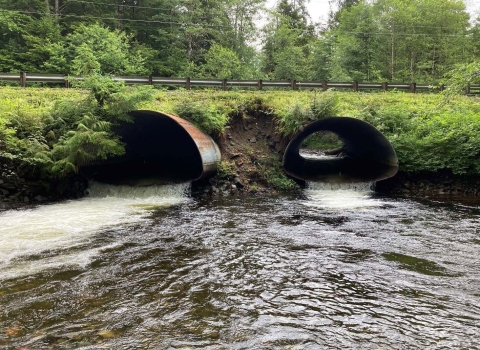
[117,2,123,30]
[410,51,414,82]
[391,31,395,81]
[432,41,436,76]
[45,0,50,15]
[55,0,59,24]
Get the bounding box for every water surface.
[0,183,479,349]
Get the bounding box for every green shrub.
[261,157,299,191]
[276,90,339,136]
[217,160,236,179]
[301,131,343,150]
[174,97,229,135]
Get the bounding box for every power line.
[332,31,473,38]
[63,0,177,13]
[0,9,233,28]
[0,9,476,37]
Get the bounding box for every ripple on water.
[0,182,190,280]
[1,187,479,349]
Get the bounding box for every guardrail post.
[322,80,327,91]
[439,84,445,92]
[465,84,471,95]
[409,82,416,93]
[186,77,191,90]
[291,79,297,90]
[258,79,263,90]
[382,82,388,92]
[222,79,227,91]
[65,74,70,88]
[353,81,359,92]
[20,72,27,88]
[148,75,153,85]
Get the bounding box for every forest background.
[1,0,480,84]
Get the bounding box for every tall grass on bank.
[2,87,480,177]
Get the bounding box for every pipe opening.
[80,110,221,185]
[283,117,399,183]
[299,131,345,160]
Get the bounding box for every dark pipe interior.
[283,117,399,183]
[80,111,204,185]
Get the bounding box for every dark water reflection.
[1,188,480,349]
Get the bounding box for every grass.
[2,87,480,177]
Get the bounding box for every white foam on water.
[303,182,382,209]
[0,182,190,279]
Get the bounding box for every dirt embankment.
[192,112,294,196]
[194,112,480,199]
[2,112,480,207]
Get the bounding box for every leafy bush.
[174,96,229,135]
[349,93,480,175]
[3,89,480,180]
[261,157,299,191]
[42,75,154,175]
[276,90,339,136]
[216,160,236,179]
[0,77,154,177]
[301,131,343,150]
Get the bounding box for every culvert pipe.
[282,117,399,183]
[80,110,221,185]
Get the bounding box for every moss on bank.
[1,86,480,201]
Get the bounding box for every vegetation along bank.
[1,79,480,207]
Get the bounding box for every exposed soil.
[192,112,295,196]
[2,112,480,208]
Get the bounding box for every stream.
[0,182,479,349]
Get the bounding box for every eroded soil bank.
[1,112,480,209]
[192,113,480,200]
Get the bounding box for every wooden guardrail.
[1,72,479,94]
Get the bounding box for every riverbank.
[1,87,480,207]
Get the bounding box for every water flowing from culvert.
[0,182,190,280]
[304,181,381,209]
[1,183,480,349]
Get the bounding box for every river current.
[0,182,479,349]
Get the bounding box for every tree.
[0,11,32,72]
[201,44,242,79]
[442,60,480,99]
[310,32,337,81]
[317,0,473,83]
[42,23,155,75]
[374,0,470,82]
[331,1,382,81]
[262,0,316,79]
[328,0,362,28]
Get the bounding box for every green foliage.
[277,101,313,136]
[302,132,344,150]
[217,160,237,179]
[43,75,154,175]
[0,0,477,86]
[441,61,480,101]
[201,44,242,79]
[349,92,480,175]
[277,90,339,136]
[261,157,298,191]
[173,96,229,135]
[0,76,154,177]
[48,127,125,176]
[40,23,156,76]
[2,88,480,181]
